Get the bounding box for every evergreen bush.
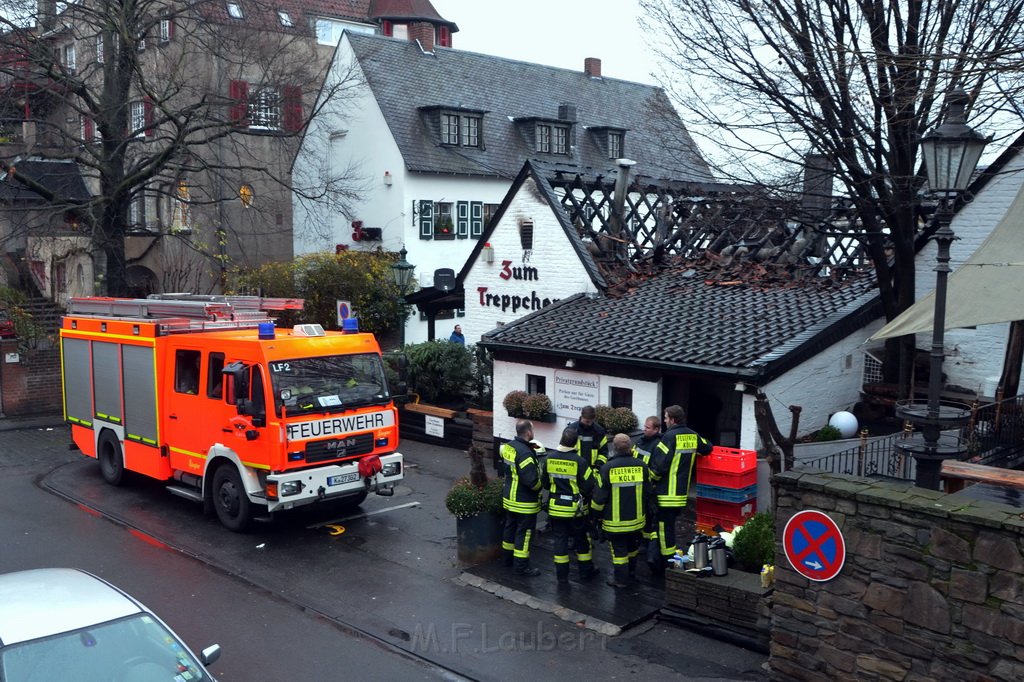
[732,512,776,571]
[815,425,843,442]
[405,340,475,405]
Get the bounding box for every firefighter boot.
[555,563,570,584]
[606,564,630,589]
[503,550,514,567]
[514,558,541,577]
[627,556,638,583]
[578,561,600,581]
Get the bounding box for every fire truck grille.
[304,432,375,463]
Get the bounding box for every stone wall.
[771,470,1024,681]
[0,339,63,417]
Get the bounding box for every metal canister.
[691,533,710,570]
[709,536,728,576]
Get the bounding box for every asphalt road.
[0,421,768,681]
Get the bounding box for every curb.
[455,572,622,637]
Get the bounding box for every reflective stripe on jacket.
[649,426,712,507]
[542,446,594,518]
[569,420,608,469]
[502,437,542,514]
[591,453,650,533]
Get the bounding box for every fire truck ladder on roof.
[67,294,304,328]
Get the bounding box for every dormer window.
[589,126,628,159]
[227,2,243,19]
[441,112,481,147]
[608,131,623,158]
[421,106,486,148]
[537,123,569,154]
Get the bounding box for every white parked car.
[0,568,220,682]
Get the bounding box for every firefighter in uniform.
[632,415,662,551]
[649,404,712,573]
[569,405,608,469]
[542,426,599,584]
[501,419,544,576]
[591,433,652,588]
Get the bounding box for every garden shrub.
[405,340,475,405]
[732,512,776,571]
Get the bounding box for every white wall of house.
[462,176,600,344]
[763,318,886,440]
[293,36,406,258]
[907,153,1024,397]
[293,34,521,345]
[493,359,661,445]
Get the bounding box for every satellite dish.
[434,268,456,293]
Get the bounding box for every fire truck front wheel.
[212,465,253,532]
[98,430,126,486]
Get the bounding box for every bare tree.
[0,0,364,296]
[640,0,1024,390]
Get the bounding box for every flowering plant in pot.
[521,393,553,421]
[502,390,528,417]
[446,445,504,564]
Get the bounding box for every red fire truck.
[60,294,403,531]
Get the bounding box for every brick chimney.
[409,21,435,52]
[584,57,602,78]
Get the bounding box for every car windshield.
[0,613,213,682]
[269,353,390,415]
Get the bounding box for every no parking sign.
[783,510,846,582]
[336,300,353,327]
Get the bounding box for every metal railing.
[798,429,917,480]
[798,392,1024,480]
[965,392,1024,467]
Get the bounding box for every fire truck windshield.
[269,353,390,415]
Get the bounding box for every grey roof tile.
[0,159,91,203]
[482,263,879,381]
[348,33,712,183]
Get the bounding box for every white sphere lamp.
[828,411,859,439]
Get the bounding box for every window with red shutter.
[438,25,451,47]
[282,86,303,132]
[382,20,392,36]
[228,80,249,127]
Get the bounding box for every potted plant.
[595,404,639,435]
[731,512,776,573]
[521,393,555,422]
[446,445,504,564]
[502,390,528,417]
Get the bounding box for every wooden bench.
[941,460,1024,494]
[403,403,458,420]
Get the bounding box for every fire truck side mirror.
[223,362,249,406]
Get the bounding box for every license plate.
[327,472,360,486]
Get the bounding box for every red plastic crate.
[696,515,737,533]
[696,446,757,474]
[695,497,756,526]
[695,467,757,489]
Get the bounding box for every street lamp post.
[391,247,415,348]
[896,88,990,490]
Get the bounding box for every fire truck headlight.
[281,481,304,496]
[382,462,401,477]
